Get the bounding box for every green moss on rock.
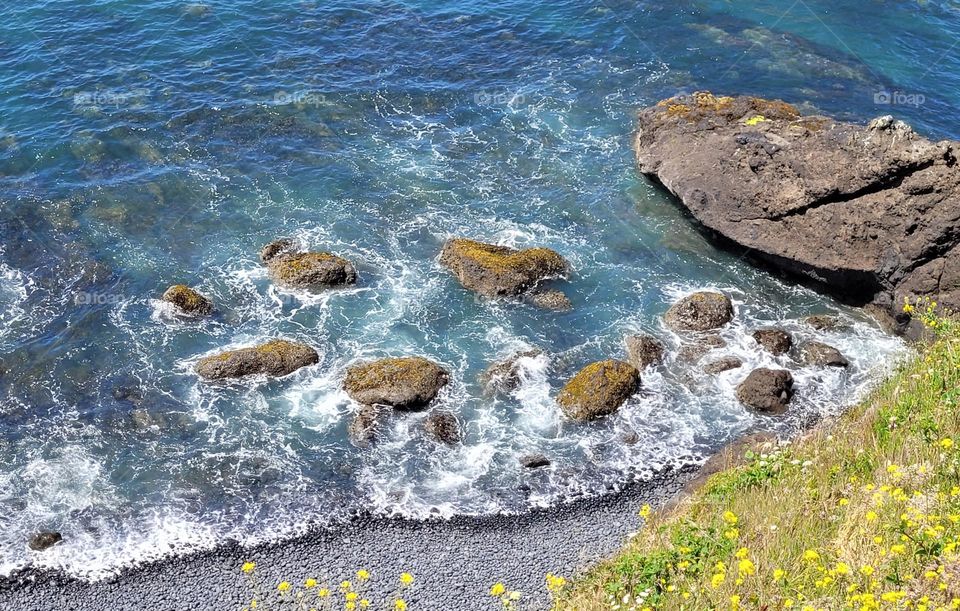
[267,252,357,289]
[343,356,449,411]
[161,284,213,315]
[195,339,319,380]
[556,359,641,421]
[439,238,569,298]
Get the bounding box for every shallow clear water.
[2,0,957,578]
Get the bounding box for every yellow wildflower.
[723,511,738,525]
[400,572,414,586]
[356,569,370,582]
[639,504,652,518]
[803,549,820,562]
[341,581,352,591]
[860,565,874,576]
[773,569,786,580]
[318,588,330,597]
[394,600,407,611]
[277,581,291,592]
[490,583,506,597]
[738,558,756,576]
[941,438,955,450]
[241,561,256,574]
[346,592,358,602]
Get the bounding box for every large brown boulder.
[556,360,641,421]
[664,292,734,331]
[161,284,213,315]
[635,92,960,319]
[439,238,569,298]
[735,368,794,413]
[267,252,357,289]
[343,356,449,410]
[195,339,319,380]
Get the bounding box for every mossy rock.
[664,291,734,331]
[556,359,641,421]
[343,356,449,411]
[267,252,357,289]
[161,284,213,315]
[439,238,569,298]
[195,339,319,380]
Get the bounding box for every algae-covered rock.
[195,339,319,380]
[624,334,665,369]
[423,411,461,445]
[800,341,849,367]
[267,252,357,289]
[736,368,794,413]
[752,328,792,355]
[343,356,449,410]
[439,238,569,298]
[664,292,734,331]
[556,360,641,421]
[161,284,213,315]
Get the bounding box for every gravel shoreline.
[0,466,696,611]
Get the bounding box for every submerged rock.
[28,531,62,552]
[423,411,461,445]
[636,92,960,318]
[348,404,383,448]
[526,289,572,311]
[800,341,850,367]
[804,314,842,331]
[519,453,551,469]
[752,328,792,355]
[439,238,568,298]
[624,334,665,370]
[343,356,449,410]
[267,252,357,289]
[479,349,543,396]
[678,334,727,362]
[556,360,641,421]
[703,356,743,374]
[735,368,794,413]
[195,339,319,380]
[664,292,734,331]
[161,284,213,315]
[259,238,298,264]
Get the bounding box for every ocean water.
[0,0,956,579]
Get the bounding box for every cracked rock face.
[635,92,960,317]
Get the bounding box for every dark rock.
[804,314,842,331]
[479,349,543,396]
[703,356,743,374]
[161,284,213,315]
[519,453,550,469]
[677,334,727,362]
[112,386,142,403]
[620,429,640,445]
[800,341,849,367]
[195,339,319,380]
[556,360,641,421]
[267,252,357,289]
[439,238,568,298]
[423,411,461,445]
[635,92,960,318]
[735,368,794,413]
[130,408,165,430]
[526,289,572,311]
[624,334,665,369]
[343,357,449,410]
[348,405,383,448]
[259,238,297,264]
[664,292,734,331]
[752,328,792,355]
[28,531,62,551]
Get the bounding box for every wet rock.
[479,349,543,396]
[620,429,640,445]
[343,357,449,411]
[439,238,569,298]
[161,284,213,315]
[800,341,849,367]
[28,531,62,551]
[557,360,641,421]
[519,453,550,469]
[664,291,734,331]
[624,334,665,370]
[111,385,142,404]
[752,328,792,355]
[195,339,319,380]
[635,92,960,319]
[678,334,727,362]
[259,238,298,264]
[735,368,794,413]
[130,408,166,431]
[348,405,383,448]
[526,289,572,311]
[703,356,743,374]
[423,411,461,445]
[267,252,357,289]
[804,314,842,331]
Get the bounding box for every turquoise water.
[2,0,955,577]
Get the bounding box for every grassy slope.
[559,315,960,611]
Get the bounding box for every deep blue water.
[1,0,955,577]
